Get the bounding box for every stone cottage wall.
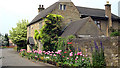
[72,37,119,67]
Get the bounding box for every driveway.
[0,48,56,68]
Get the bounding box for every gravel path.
[0,48,56,68]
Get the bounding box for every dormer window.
[59,4,66,10]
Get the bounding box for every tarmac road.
[0,48,56,68]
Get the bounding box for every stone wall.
[51,2,80,28]
[72,37,119,66]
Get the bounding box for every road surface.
[0,48,56,68]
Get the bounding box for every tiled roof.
[76,6,119,19]
[27,2,59,26]
[61,17,89,37]
[27,2,120,26]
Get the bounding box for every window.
[63,5,66,10]
[94,21,101,29]
[59,4,66,10]
[60,4,62,10]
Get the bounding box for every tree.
[39,14,63,51]
[4,33,9,46]
[9,19,29,50]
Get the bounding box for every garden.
[19,36,106,68]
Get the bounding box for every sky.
[0,0,120,35]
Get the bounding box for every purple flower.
[94,41,99,51]
[78,48,81,52]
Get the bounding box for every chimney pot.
[42,5,44,8]
[39,5,41,8]
[106,1,109,4]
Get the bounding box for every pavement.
[0,48,56,68]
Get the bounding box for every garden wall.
[72,37,119,67]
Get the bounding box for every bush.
[110,31,120,36]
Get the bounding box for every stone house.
[27,0,120,51]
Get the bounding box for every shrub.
[110,31,120,36]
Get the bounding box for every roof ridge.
[76,6,105,11]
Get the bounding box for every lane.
[1,48,55,67]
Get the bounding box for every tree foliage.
[0,33,9,46]
[36,14,63,51]
[4,33,9,46]
[9,19,29,49]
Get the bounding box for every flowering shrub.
[91,41,106,68]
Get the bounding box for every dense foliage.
[35,14,63,51]
[9,19,29,50]
[0,33,9,46]
[110,31,120,36]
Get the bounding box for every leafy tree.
[4,33,9,46]
[39,14,63,51]
[9,19,29,50]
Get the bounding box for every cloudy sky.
[0,0,119,35]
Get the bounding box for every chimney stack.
[105,1,112,28]
[38,5,45,14]
[105,1,112,36]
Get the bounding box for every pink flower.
[80,54,82,56]
[47,51,51,53]
[82,59,84,61]
[69,52,73,56]
[75,61,77,63]
[43,51,45,53]
[53,54,56,56]
[34,50,38,53]
[64,51,67,53]
[83,55,84,57]
[75,58,77,60]
[63,56,64,58]
[67,57,69,59]
[30,51,32,53]
[27,51,30,53]
[51,51,54,54]
[67,42,72,44]
[56,50,62,55]
[32,49,34,51]
[50,54,52,56]
[20,49,26,52]
[74,53,76,55]
[76,56,78,59]
[77,52,82,55]
[35,56,37,58]
[86,55,88,57]
[58,50,62,52]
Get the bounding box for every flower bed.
[19,39,106,68]
[19,48,91,67]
